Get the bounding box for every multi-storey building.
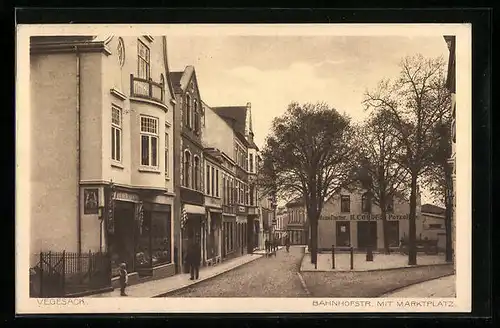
[275,206,288,245]
[285,198,308,245]
[444,35,456,261]
[319,187,422,251]
[170,66,206,273]
[259,194,275,246]
[30,35,177,282]
[212,104,260,256]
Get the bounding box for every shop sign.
[319,214,409,221]
[114,192,140,202]
[83,188,99,214]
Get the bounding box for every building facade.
[318,188,422,251]
[420,204,446,252]
[275,206,288,245]
[444,35,456,261]
[30,35,177,281]
[212,104,260,257]
[285,198,308,245]
[170,66,206,273]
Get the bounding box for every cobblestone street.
[164,246,308,297]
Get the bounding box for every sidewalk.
[89,251,268,298]
[382,274,456,297]
[301,252,449,272]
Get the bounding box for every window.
[194,100,200,133]
[387,221,400,247]
[206,164,211,195]
[194,156,200,190]
[111,106,122,162]
[361,192,372,213]
[185,94,191,128]
[249,154,254,172]
[245,185,249,205]
[340,195,350,213]
[164,131,169,177]
[183,151,191,188]
[222,176,227,204]
[216,170,219,197]
[211,167,215,196]
[140,116,159,167]
[250,185,255,205]
[386,196,394,213]
[137,40,150,79]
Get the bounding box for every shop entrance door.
[110,202,136,275]
[336,221,351,247]
[357,221,377,249]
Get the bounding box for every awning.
[184,204,206,215]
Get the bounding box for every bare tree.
[364,54,451,265]
[258,102,355,265]
[355,110,409,254]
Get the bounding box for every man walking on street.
[187,241,201,280]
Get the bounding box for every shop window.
[340,195,350,213]
[336,222,350,246]
[150,210,172,265]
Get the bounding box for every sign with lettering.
[84,189,99,214]
[319,214,410,221]
[114,191,140,202]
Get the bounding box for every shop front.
[317,213,415,251]
[222,215,236,260]
[205,209,222,265]
[181,203,205,273]
[236,215,247,256]
[105,187,175,282]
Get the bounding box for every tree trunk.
[310,218,318,265]
[408,174,418,265]
[381,207,390,254]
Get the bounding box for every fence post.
[39,252,43,297]
[350,245,354,270]
[331,245,335,269]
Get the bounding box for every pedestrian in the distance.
[265,239,270,257]
[187,241,201,280]
[119,262,128,296]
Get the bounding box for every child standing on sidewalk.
[119,262,129,296]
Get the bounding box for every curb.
[377,272,456,297]
[153,253,265,297]
[296,246,311,296]
[300,260,454,273]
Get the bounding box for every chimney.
[246,102,255,143]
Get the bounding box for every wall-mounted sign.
[238,206,246,212]
[114,191,140,202]
[84,188,99,215]
[319,214,410,221]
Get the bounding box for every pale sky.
[167,35,449,205]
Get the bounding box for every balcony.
[222,205,236,215]
[130,74,164,104]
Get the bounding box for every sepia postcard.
[16,23,472,314]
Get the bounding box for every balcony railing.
[222,204,236,215]
[130,74,164,103]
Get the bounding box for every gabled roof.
[421,204,445,216]
[169,66,200,99]
[212,106,248,137]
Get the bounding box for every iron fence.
[30,251,112,297]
